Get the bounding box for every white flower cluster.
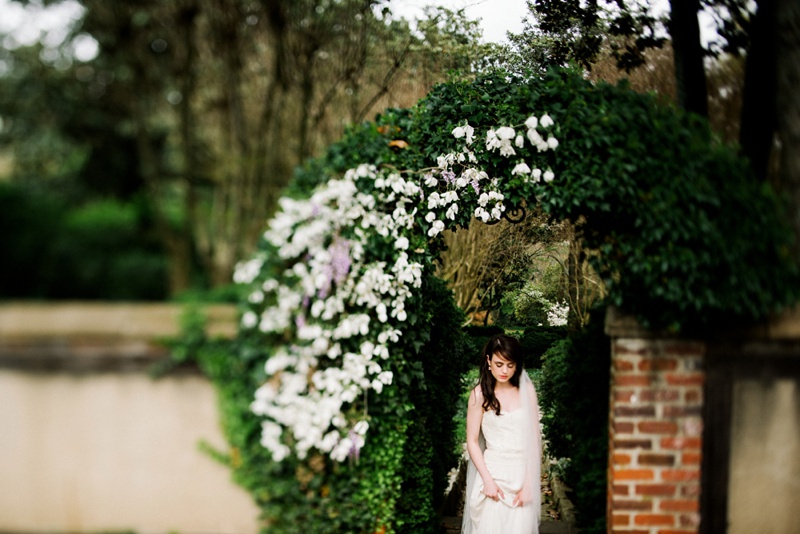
[546,301,570,327]
[426,115,559,225]
[486,114,558,185]
[236,164,423,462]
[236,113,559,465]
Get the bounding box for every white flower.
[446,203,459,220]
[453,122,475,145]
[241,311,258,329]
[425,211,436,222]
[395,236,409,250]
[512,162,531,176]
[427,219,445,237]
[547,137,559,150]
[464,124,475,145]
[485,129,502,151]
[423,174,438,188]
[524,115,538,129]
[499,143,516,157]
[531,168,542,183]
[495,126,515,140]
[540,114,554,128]
[515,135,524,148]
[526,128,542,146]
[544,170,555,182]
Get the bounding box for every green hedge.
[538,307,610,532]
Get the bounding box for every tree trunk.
[669,0,708,117]
[739,0,778,181]
[775,0,800,254]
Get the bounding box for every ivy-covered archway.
[222,68,797,533]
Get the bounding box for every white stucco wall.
[0,303,259,534]
[0,369,260,534]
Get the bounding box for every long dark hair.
[479,334,525,415]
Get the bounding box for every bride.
[462,334,541,534]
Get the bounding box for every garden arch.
[227,69,795,533]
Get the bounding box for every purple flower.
[330,237,352,285]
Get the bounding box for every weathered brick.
[639,453,675,466]
[638,421,678,434]
[612,514,630,526]
[634,513,675,526]
[684,389,702,403]
[663,469,700,482]
[679,513,701,528]
[613,499,653,511]
[680,485,701,498]
[639,358,678,371]
[665,373,704,386]
[615,439,653,449]
[616,375,653,387]
[681,452,702,465]
[664,405,703,417]
[615,390,636,402]
[615,421,635,434]
[612,530,649,534]
[640,389,680,402]
[661,437,702,450]
[614,453,632,465]
[660,499,699,512]
[615,405,657,417]
[657,530,699,534]
[636,484,677,496]
[615,358,637,371]
[613,484,630,496]
[614,469,655,481]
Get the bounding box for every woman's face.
[487,351,516,384]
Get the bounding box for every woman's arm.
[466,386,505,502]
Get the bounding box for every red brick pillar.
[606,311,705,533]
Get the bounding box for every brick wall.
[606,312,705,534]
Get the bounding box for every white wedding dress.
[467,409,537,533]
[463,373,541,534]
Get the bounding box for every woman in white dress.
[462,334,541,534]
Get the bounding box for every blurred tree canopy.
[0,0,490,298]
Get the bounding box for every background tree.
[0,0,491,297]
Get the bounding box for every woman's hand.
[482,478,505,502]
[512,484,533,507]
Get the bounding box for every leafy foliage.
[413,68,798,332]
[538,308,610,533]
[0,183,167,299]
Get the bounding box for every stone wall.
[0,303,260,534]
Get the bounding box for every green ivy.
[412,69,799,331]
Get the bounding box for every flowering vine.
[234,114,559,463]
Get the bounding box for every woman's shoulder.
[469,384,484,404]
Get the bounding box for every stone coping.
[0,302,238,373]
[605,304,800,341]
[0,302,237,339]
